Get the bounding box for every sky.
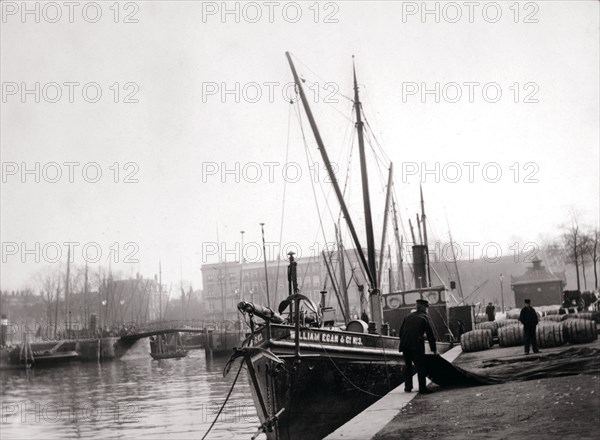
[1,1,599,292]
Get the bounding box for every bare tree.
[584,227,599,290]
[35,266,62,323]
[562,221,581,291]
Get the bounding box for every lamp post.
[499,273,505,312]
[100,299,107,336]
[119,299,125,325]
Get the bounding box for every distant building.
[200,248,380,323]
[510,258,566,306]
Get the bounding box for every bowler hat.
[416,299,429,307]
[524,299,531,304]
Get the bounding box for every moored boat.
[228,52,452,440]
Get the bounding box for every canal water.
[0,349,263,439]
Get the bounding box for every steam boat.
[226,53,452,440]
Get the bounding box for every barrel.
[562,319,598,344]
[506,309,521,320]
[496,319,520,328]
[474,321,498,337]
[536,322,564,348]
[571,312,594,321]
[460,329,492,352]
[498,324,524,347]
[474,314,488,324]
[541,315,565,323]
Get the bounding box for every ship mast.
[284,53,373,289]
[420,185,432,287]
[378,164,393,285]
[336,223,350,321]
[391,195,406,291]
[285,52,383,328]
[352,57,384,327]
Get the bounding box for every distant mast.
[420,185,432,287]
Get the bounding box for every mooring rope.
[200,361,243,440]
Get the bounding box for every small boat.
[150,349,188,360]
[150,333,188,360]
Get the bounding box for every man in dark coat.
[399,299,437,394]
[485,302,496,321]
[519,299,540,354]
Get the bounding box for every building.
[510,258,566,306]
[200,248,380,323]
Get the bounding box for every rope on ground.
[201,361,244,440]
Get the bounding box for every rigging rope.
[275,100,295,299]
[200,360,244,440]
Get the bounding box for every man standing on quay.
[519,299,540,354]
[486,302,496,321]
[399,299,437,394]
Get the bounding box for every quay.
[326,339,600,440]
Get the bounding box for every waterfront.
[0,350,261,439]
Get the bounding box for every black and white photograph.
[1,1,599,439]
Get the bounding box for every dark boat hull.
[248,352,403,440]
[242,324,413,440]
[150,350,188,360]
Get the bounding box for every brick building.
[510,258,566,306]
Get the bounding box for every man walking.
[485,302,496,321]
[519,298,540,354]
[399,299,437,394]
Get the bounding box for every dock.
[326,340,600,440]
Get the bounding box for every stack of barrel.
[460,313,598,352]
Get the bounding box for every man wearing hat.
[519,299,540,354]
[398,299,438,394]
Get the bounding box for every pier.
[326,339,600,440]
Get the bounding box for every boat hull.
[150,350,188,360]
[248,352,403,440]
[242,324,410,440]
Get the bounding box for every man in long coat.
[399,299,437,394]
[519,298,540,354]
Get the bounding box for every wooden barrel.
[474,314,488,324]
[498,324,524,347]
[496,319,519,328]
[541,315,565,322]
[506,309,521,320]
[562,319,598,344]
[572,312,594,321]
[460,330,492,352]
[474,321,498,337]
[536,322,564,348]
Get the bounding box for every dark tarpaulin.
[423,347,600,387]
[423,354,501,386]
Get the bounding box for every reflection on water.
[0,350,263,439]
